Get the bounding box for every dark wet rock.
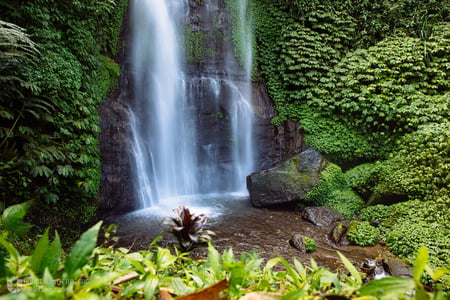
[302,207,341,227]
[385,258,413,278]
[289,233,306,253]
[329,222,348,244]
[252,85,306,170]
[247,148,328,207]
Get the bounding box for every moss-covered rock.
[247,148,328,207]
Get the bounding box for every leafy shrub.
[305,164,364,218]
[0,1,127,239]
[359,199,450,268]
[345,163,377,199]
[327,189,365,219]
[358,204,391,224]
[347,221,379,246]
[363,122,450,205]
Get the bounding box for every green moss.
[185,27,204,62]
[304,236,317,252]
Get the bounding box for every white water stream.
[129,0,254,213]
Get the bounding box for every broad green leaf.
[425,265,449,282]
[81,271,121,290]
[207,243,221,277]
[359,276,415,298]
[413,246,428,282]
[42,231,61,276]
[121,281,146,297]
[42,268,55,289]
[64,221,102,281]
[337,251,362,285]
[31,229,49,275]
[264,257,281,273]
[222,248,235,268]
[0,233,19,262]
[172,277,191,296]
[144,277,158,300]
[155,247,176,270]
[294,259,306,281]
[278,256,301,287]
[1,202,32,236]
[280,288,306,300]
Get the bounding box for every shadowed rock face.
[98,1,305,217]
[247,149,328,208]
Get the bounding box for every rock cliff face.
[98,1,305,216]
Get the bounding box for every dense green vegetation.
[0,0,127,238]
[252,0,449,269]
[1,0,449,297]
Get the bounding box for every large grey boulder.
[247,148,328,207]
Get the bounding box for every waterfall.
[129,0,254,210]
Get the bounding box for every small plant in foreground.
[162,205,215,251]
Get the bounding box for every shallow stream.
[109,196,393,271]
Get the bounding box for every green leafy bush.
[305,164,364,218]
[347,221,379,246]
[0,1,127,238]
[358,204,391,224]
[359,198,450,268]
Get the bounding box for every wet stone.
[302,206,341,228]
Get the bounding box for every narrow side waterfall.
[129,0,254,210]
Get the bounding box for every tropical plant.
[0,202,32,241]
[162,206,215,252]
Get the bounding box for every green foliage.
[303,236,316,253]
[0,202,32,241]
[227,0,255,75]
[358,204,391,224]
[305,164,364,218]
[184,27,204,62]
[1,223,449,299]
[63,221,101,282]
[347,221,379,246]
[345,163,378,200]
[254,1,449,266]
[359,199,450,268]
[0,0,127,238]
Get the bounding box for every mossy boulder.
[247,148,328,207]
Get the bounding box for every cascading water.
[129,0,254,212]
